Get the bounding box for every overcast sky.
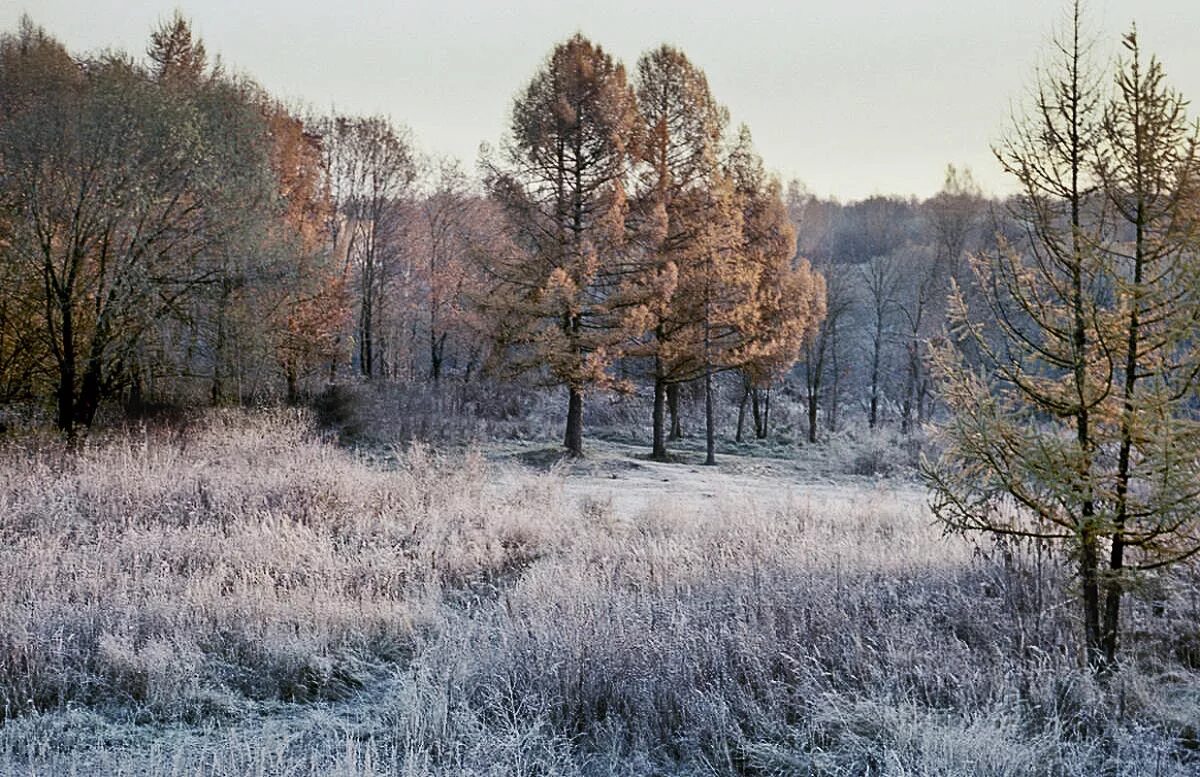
[4,1,1198,201]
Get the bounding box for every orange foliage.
[262,105,350,393]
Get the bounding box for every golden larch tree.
[482,34,660,457]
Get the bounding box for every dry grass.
[0,411,547,720]
[0,411,1196,775]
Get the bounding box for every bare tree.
[897,165,983,434]
[860,253,901,430]
[320,114,416,379]
[800,259,853,442]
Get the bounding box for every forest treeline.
[0,14,994,458]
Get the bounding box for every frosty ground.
[0,413,1196,776]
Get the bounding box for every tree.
[900,165,982,434]
[147,11,207,85]
[922,3,1200,667]
[737,253,826,442]
[320,114,416,379]
[669,127,823,464]
[691,172,750,464]
[860,252,900,430]
[926,165,983,283]
[0,20,274,435]
[1089,28,1200,664]
[482,34,650,457]
[0,22,58,407]
[788,182,853,442]
[927,0,1107,662]
[185,80,281,407]
[798,261,851,443]
[729,150,825,443]
[262,104,348,404]
[0,17,67,405]
[632,44,727,459]
[411,158,489,387]
[0,215,44,403]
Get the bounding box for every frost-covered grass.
[0,411,1197,775]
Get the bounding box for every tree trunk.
[211,282,230,406]
[828,322,841,433]
[756,389,770,439]
[1104,198,1146,667]
[735,385,749,443]
[916,377,930,426]
[652,373,668,460]
[667,382,682,440]
[359,263,374,378]
[127,366,144,416]
[359,307,371,378]
[564,385,584,457]
[54,295,77,436]
[1080,529,1103,666]
[869,333,882,430]
[1102,537,1124,666]
[285,363,299,406]
[55,301,105,438]
[901,342,917,435]
[430,331,444,385]
[811,388,820,443]
[73,358,103,430]
[1076,400,1102,667]
[56,364,75,436]
[704,369,716,466]
[750,387,762,438]
[804,337,824,444]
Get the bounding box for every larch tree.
[1089,29,1200,664]
[674,172,746,465]
[482,34,652,457]
[924,1,1131,667]
[728,142,826,442]
[668,127,823,464]
[736,250,827,442]
[632,44,727,460]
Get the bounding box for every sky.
[3,1,1198,201]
